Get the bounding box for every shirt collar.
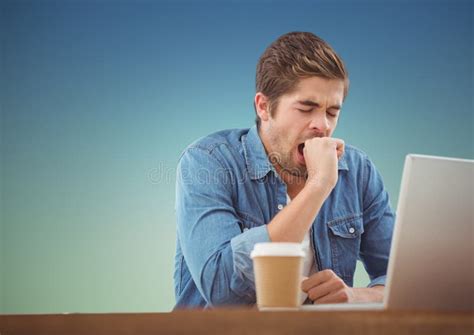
[242,126,274,180]
[242,125,349,180]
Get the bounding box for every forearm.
[352,285,385,303]
[267,183,329,242]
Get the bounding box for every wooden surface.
[1,309,473,335]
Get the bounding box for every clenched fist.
[303,137,344,196]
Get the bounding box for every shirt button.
[349,227,355,234]
[277,204,284,210]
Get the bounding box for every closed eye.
[327,109,340,118]
[297,108,312,113]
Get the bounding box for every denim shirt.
[174,126,395,308]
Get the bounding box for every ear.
[254,92,270,122]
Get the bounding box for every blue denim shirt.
[174,126,394,308]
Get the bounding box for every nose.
[308,111,330,133]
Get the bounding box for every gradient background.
[1,0,472,313]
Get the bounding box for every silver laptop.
[300,154,474,311]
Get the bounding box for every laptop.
[300,154,474,311]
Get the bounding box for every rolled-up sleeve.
[359,157,395,288]
[176,146,270,306]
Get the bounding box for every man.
[174,32,394,308]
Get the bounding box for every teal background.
[1,0,472,313]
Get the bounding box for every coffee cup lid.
[250,242,305,258]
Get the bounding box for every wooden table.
[1,309,472,335]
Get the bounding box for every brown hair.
[254,32,349,128]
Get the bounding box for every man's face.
[259,76,345,177]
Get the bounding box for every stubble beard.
[266,128,308,184]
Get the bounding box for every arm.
[176,146,269,306]
[301,156,394,303]
[266,181,329,242]
[352,285,385,302]
[267,137,345,242]
[359,157,395,287]
[301,271,385,304]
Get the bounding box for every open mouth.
[298,143,305,156]
[296,143,305,165]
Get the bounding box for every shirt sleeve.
[175,145,270,306]
[359,157,395,287]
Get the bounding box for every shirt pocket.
[327,213,364,285]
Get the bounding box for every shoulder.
[342,144,383,183]
[342,144,372,168]
[342,144,386,195]
[185,128,248,152]
[178,128,249,166]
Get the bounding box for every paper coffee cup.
[251,242,305,309]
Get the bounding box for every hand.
[301,270,385,304]
[301,269,354,304]
[303,137,345,195]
